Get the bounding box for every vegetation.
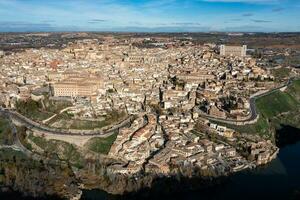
[0,148,29,161]
[283,55,300,68]
[0,148,78,199]
[214,116,271,137]
[286,79,300,101]
[107,88,116,93]
[43,98,72,113]
[28,134,84,168]
[256,90,298,118]
[16,96,126,130]
[49,109,127,130]
[69,119,108,130]
[219,95,238,112]
[0,116,13,145]
[17,126,33,151]
[15,98,72,122]
[85,132,118,154]
[16,100,54,121]
[271,67,291,81]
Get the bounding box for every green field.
[256,90,298,118]
[286,79,300,101]
[85,132,118,154]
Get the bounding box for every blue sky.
[0,0,299,32]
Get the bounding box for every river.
[1,125,300,200]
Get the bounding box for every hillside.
[221,80,300,139]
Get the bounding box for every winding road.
[0,111,41,159]
[199,78,296,125]
[0,78,298,138]
[0,107,133,137]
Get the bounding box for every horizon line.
[0,31,300,34]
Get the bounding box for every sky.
[0,0,299,32]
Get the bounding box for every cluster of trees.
[15,99,41,115]
[219,95,239,112]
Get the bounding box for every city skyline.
[0,0,299,32]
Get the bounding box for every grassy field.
[256,90,298,118]
[286,79,300,100]
[85,132,118,154]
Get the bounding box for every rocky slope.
[0,149,81,199]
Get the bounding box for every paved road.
[200,78,297,124]
[0,111,40,158]
[0,107,133,137]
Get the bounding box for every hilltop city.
[0,33,300,199]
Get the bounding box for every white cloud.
[0,0,298,32]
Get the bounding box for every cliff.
[0,147,221,199]
[0,149,81,200]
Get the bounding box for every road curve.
[0,107,133,137]
[199,78,296,124]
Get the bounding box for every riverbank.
[80,125,300,200]
[1,124,299,200]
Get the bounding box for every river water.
[1,125,300,200]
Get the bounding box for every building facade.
[220,45,247,57]
[52,72,104,97]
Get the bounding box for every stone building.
[220,45,247,57]
[52,72,104,97]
